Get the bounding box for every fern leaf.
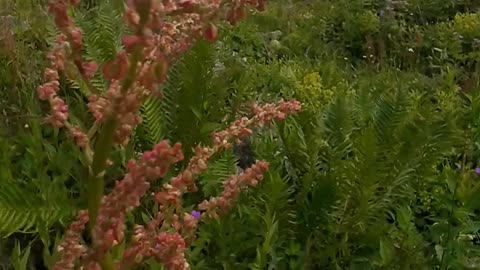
[139,40,228,157]
[199,151,237,197]
[79,0,124,63]
[373,89,410,144]
[258,172,298,237]
[139,96,165,147]
[67,1,126,97]
[322,94,354,158]
[0,183,72,237]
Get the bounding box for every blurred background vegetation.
[2,0,480,269]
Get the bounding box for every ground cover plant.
[2,0,480,269]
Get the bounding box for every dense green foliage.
[2,0,480,269]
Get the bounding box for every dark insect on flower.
[233,137,256,171]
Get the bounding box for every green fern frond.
[321,94,355,158]
[43,4,120,97]
[66,1,125,96]
[139,40,228,157]
[135,59,180,150]
[0,183,72,237]
[293,76,463,267]
[200,151,237,197]
[276,118,310,173]
[352,84,375,127]
[372,89,410,144]
[44,17,60,48]
[67,76,106,97]
[155,62,182,140]
[138,96,165,147]
[77,1,124,63]
[258,171,298,238]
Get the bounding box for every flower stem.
[85,48,143,269]
[87,47,142,228]
[87,118,116,270]
[100,255,116,270]
[88,117,117,229]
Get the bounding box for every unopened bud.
[135,253,144,264]
[203,23,218,42]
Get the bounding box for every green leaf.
[435,244,444,262]
[379,238,394,266]
[11,241,31,270]
[0,182,73,237]
[191,106,203,121]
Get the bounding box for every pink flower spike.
[122,35,143,52]
[81,61,98,80]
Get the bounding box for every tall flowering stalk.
[37,0,301,269]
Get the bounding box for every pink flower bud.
[197,159,207,171]
[203,23,218,42]
[69,126,89,149]
[81,61,98,80]
[122,35,143,52]
[275,112,285,120]
[37,82,57,101]
[44,68,59,81]
[70,27,83,52]
[179,0,195,10]
[124,9,140,27]
[102,52,129,80]
[48,2,71,28]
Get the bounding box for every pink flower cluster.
[90,141,184,262]
[199,160,269,218]
[36,35,69,129]
[121,226,190,270]
[87,80,144,146]
[39,0,269,150]
[38,0,273,152]
[37,0,306,270]
[213,99,303,146]
[53,210,89,270]
[53,98,301,269]
[154,99,302,214]
[252,98,303,125]
[119,100,300,269]
[38,0,98,150]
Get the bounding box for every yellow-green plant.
[295,72,334,111]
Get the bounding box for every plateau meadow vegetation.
[1,0,480,269]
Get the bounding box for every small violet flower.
[191,211,201,220]
[475,168,480,176]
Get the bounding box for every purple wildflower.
[475,168,480,176]
[191,210,201,220]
